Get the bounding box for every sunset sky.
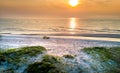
[0,0,120,17]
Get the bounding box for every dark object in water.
[43,36,50,39]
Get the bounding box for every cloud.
[0,0,120,17]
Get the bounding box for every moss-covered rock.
[43,55,61,63]
[3,46,46,57]
[83,47,112,61]
[108,47,120,64]
[82,47,120,73]
[63,55,74,59]
[1,46,46,62]
[26,55,66,73]
[82,47,120,62]
[26,62,56,73]
[0,46,47,72]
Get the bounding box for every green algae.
[82,47,120,62]
[82,47,113,61]
[43,55,61,63]
[26,55,66,73]
[26,62,56,73]
[108,47,120,64]
[1,46,46,59]
[63,55,74,59]
[82,47,120,73]
[0,46,47,67]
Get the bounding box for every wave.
[1,33,120,38]
[0,33,120,43]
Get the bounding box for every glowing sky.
[0,0,120,17]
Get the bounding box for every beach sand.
[0,34,120,56]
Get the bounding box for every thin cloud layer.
[0,0,120,17]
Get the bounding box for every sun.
[69,0,79,7]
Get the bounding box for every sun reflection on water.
[69,18,77,34]
[70,18,76,30]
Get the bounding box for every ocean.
[0,18,120,35]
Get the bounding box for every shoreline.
[1,33,120,38]
[0,34,120,56]
[0,34,120,42]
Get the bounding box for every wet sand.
[0,34,120,56]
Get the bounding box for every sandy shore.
[0,34,120,56]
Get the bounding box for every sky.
[0,0,120,17]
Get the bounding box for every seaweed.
[82,47,120,72]
[0,46,47,69]
[63,55,74,59]
[108,47,120,64]
[82,47,113,61]
[26,55,66,73]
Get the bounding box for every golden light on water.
[70,18,76,30]
[69,0,79,7]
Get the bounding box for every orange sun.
[69,0,79,7]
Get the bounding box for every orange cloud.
[0,0,120,17]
